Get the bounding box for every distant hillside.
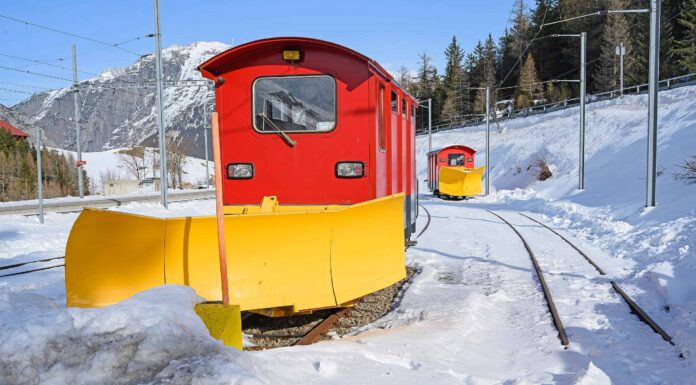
[10,41,230,158]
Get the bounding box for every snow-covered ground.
[62,147,213,192]
[1,86,695,384]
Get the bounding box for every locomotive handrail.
[258,113,297,147]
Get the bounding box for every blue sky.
[0,0,516,106]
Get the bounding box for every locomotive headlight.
[227,163,253,179]
[335,162,365,178]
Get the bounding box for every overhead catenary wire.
[0,64,73,82]
[0,52,99,76]
[0,13,144,57]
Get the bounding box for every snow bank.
[0,285,262,385]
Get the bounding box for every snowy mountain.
[9,41,230,157]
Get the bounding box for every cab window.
[448,154,465,166]
[253,75,336,132]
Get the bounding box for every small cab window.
[378,85,386,150]
[391,91,398,113]
[402,98,407,118]
[253,75,336,132]
[448,154,465,166]
[411,105,415,121]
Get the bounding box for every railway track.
[0,256,65,278]
[487,209,675,348]
[0,190,214,216]
[242,267,416,350]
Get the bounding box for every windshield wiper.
[258,113,296,147]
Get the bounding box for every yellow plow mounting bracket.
[65,193,406,343]
[439,166,485,197]
[195,303,243,350]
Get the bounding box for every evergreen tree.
[442,36,469,122]
[530,0,562,81]
[414,52,441,129]
[676,0,696,73]
[515,53,544,108]
[594,0,633,92]
[499,0,532,89]
[474,35,498,113]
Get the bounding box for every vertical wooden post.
[210,112,229,304]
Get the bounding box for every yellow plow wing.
[65,194,406,313]
[439,166,485,197]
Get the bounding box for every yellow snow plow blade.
[65,194,405,313]
[439,166,485,197]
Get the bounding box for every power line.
[0,87,34,95]
[0,80,52,91]
[0,13,144,57]
[43,36,148,64]
[0,64,73,82]
[0,52,98,76]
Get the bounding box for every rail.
[0,189,214,216]
[519,213,674,345]
[417,72,696,135]
[487,210,569,347]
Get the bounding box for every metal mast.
[427,98,432,153]
[35,129,44,223]
[646,0,661,207]
[485,86,491,195]
[579,32,587,190]
[72,45,84,198]
[154,0,168,207]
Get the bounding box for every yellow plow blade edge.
[65,193,406,313]
[439,166,485,197]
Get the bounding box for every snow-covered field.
[1,86,695,384]
[63,147,213,192]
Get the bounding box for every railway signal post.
[616,42,625,96]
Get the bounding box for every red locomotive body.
[199,37,417,235]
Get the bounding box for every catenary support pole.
[646,0,660,207]
[485,87,491,195]
[427,98,432,153]
[579,32,587,190]
[154,0,168,207]
[72,45,84,198]
[35,129,44,224]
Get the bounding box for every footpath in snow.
[0,86,695,384]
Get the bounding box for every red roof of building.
[0,120,29,138]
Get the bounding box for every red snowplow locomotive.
[199,37,418,234]
[65,37,417,347]
[427,145,484,198]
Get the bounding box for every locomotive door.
[375,80,389,197]
[390,89,400,195]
